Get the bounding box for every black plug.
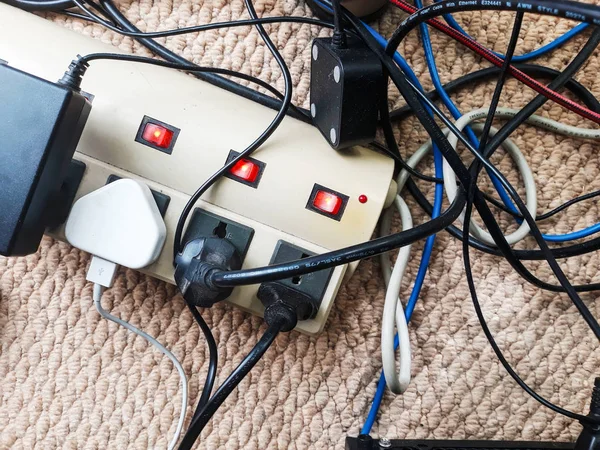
[257,282,316,332]
[310,34,383,150]
[174,237,242,308]
[255,241,334,331]
[58,55,89,92]
[575,378,600,450]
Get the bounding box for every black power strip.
[345,438,574,450]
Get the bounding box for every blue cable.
[315,2,600,435]
[542,223,600,242]
[361,153,444,436]
[437,5,589,62]
[414,0,517,214]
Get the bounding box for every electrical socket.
[182,208,254,259]
[263,240,334,309]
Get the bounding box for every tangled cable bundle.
[6,0,600,447]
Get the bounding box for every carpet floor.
[2,1,600,448]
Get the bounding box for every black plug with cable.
[174,236,242,307]
[178,282,312,450]
[575,378,600,450]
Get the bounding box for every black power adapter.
[0,62,91,256]
[310,35,383,150]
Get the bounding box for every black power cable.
[185,304,218,417]
[378,93,444,183]
[389,63,600,123]
[405,178,600,271]
[462,8,593,426]
[483,186,600,223]
[94,0,313,122]
[480,30,600,170]
[73,0,334,40]
[210,195,464,286]
[331,0,346,47]
[462,197,600,425]
[172,0,296,262]
[477,12,524,152]
[178,319,284,449]
[74,52,293,100]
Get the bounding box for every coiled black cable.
[185,304,218,417]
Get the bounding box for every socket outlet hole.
[291,253,311,285]
[213,221,228,239]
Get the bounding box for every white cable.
[443,107,600,246]
[379,196,413,394]
[93,283,188,450]
[444,120,537,245]
[377,107,600,394]
[378,132,442,395]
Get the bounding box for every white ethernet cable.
[377,106,599,394]
[379,196,413,394]
[443,107,600,246]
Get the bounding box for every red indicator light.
[313,190,343,215]
[358,194,368,204]
[142,123,174,149]
[230,159,260,183]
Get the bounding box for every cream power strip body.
[0,5,395,334]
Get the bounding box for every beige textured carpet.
[2,1,600,448]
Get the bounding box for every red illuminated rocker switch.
[135,116,180,154]
[307,184,349,220]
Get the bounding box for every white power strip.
[0,4,395,334]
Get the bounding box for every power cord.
[185,303,218,419]
[177,281,318,449]
[172,0,295,262]
[93,280,188,450]
[178,321,282,449]
[79,0,316,121]
[331,0,347,47]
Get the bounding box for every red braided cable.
[388,0,600,124]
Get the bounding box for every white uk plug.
[65,178,167,279]
[65,181,185,449]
